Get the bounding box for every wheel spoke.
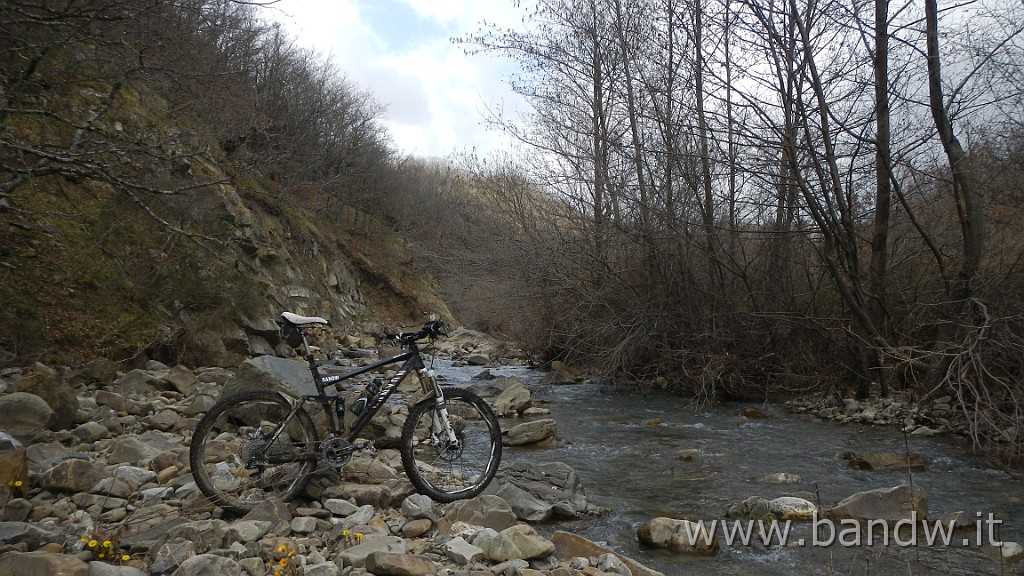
[190,391,318,513]
[401,389,501,502]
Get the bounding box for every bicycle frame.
[247,318,461,470]
[304,346,428,440]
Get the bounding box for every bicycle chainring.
[320,434,354,469]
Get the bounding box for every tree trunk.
[868,0,891,396]
[922,0,985,386]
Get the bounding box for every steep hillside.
[0,81,451,369]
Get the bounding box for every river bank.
[2,343,1023,575]
[480,365,1024,575]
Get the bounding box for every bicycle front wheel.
[400,388,502,502]
[189,390,318,514]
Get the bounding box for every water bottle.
[350,379,382,416]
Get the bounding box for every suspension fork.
[419,367,461,449]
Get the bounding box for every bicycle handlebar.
[391,319,448,345]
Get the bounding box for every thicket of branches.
[4,0,1022,454]
[0,0,396,362]
[381,0,1024,455]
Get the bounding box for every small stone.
[445,536,484,565]
[757,472,802,484]
[73,422,109,443]
[401,518,433,538]
[2,498,32,522]
[1001,541,1024,563]
[400,493,434,519]
[324,498,359,517]
[291,516,319,534]
[676,449,701,462]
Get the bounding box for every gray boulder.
[636,517,719,554]
[485,461,595,522]
[846,451,925,471]
[41,458,105,493]
[0,522,59,549]
[475,524,555,562]
[490,378,531,416]
[768,496,817,520]
[826,484,928,522]
[0,551,87,576]
[364,552,437,576]
[0,392,54,441]
[503,419,556,446]
[15,364,79,431]
[113,369,168,395]
[169,553,242,576]
[436,495,518,534]
[221,355,317,399]
[336,535,406,569]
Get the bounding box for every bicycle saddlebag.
[281,321,304,348]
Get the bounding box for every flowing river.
[433,359,1024,576]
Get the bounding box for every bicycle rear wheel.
[189,390,318,513]
[400,388,502,502]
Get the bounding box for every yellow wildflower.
[103,540,112,548]
[81,535,89,542]
[121,555,130,562]
[13,480,22,488]
[278,558,288,567]
[277,544,287,553]
[88,540,98,548]
[341,530,348,537]
[355,533,363,540]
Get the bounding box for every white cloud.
[269,0,529,158]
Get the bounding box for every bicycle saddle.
[281,312,329,326]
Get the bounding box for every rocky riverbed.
[2,336,1024,576]
[0,334,679,576]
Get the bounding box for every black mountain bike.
[188,312,502,513]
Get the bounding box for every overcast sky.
[269,0,530,159]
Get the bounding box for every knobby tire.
[189,390,318,514]
[400,388,502,502]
